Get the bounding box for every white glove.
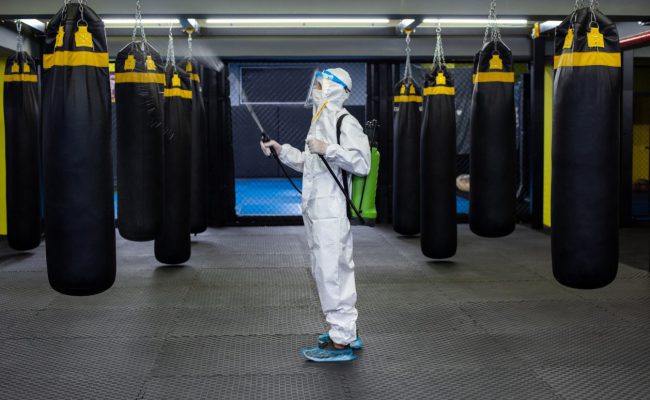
[260,140,282,157]
[306,137,330,156]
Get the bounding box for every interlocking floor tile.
[0,225,647,399]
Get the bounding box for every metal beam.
[1,0,649,19]
[106,35,532,60]
[621,30,650,50]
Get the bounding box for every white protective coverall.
[278,68,371,345]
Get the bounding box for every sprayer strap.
[336,114,350,200]
[316,113,365,224]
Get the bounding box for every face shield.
[304,69,351,108]
[304,69,322,108]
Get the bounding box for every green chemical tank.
[350,120,380,226]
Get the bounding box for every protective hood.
[309,68,351,115]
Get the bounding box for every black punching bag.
[115,41,164,241]
[154,66,192,265]
[393,79,422,235]
[420,66,457,259]
[552,7,621,289]
[469,41,516,238]
[3,52,41,251]
[43,3,115,295]
[182,59,208,234]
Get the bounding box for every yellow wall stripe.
[4,74,38,83]
[632,124,650,182]
[554,51,621,69]
[423,86,456,96]
[115,72,165,84]
[43,51,109,69]
[0,57,7,234]
[393,95,422,103]
[473,72,515,84]
[543,65,554,227]
[163,88,193,99]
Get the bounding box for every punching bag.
[154,66,192,265]
[469,41,516,238]
[420,66,457,259]
[43,3,115,295]
[115,41,164,241]
[3,52,41,251]
[552,6,621,289]
[393,79,422,235]
[182,59,208,234]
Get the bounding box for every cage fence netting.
[229,62,366,217]
[400,63,530,221]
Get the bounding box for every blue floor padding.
[235,178,470,217]
[456,195,469,215]
[114,179,471,218]
[236,178,303,216]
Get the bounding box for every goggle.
[315,70,350,93]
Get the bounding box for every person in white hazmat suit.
[260,68,370,362]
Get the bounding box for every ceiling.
[1,0,649,19]
[1,1,648,60]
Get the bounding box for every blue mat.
[236,179,303,216]
[456,196,469,215]
[235,178,470,217]
[114,179,471,218]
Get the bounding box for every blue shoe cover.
[301,346,357,363]
[318,333,363,350]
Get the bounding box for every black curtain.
[202,64,236,227]
[367,62,399,224]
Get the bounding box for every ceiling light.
[421,18,529,28]
[19,19,45,32]
[540,20,563,32]
[205,18,391,27]
[187,18,200,29]
[103,18,181,28]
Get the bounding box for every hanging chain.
[491,0,502,43]
[588,0,599,22]
[77,0,87,25]
[403,30,413,81]
[188,30,193,60]
[165,23,176,69]
[60,0,71,28]
[15,20,23,54]
[131,2,137,43]
[574,0,598,11]
[483,0,501,45]
[569,0,599,30]
[132,0,147,44]
[433,21,446,70]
